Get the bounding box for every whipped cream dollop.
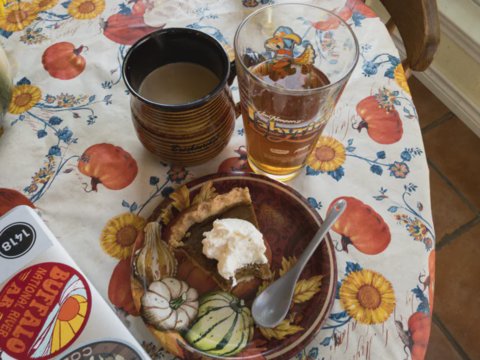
[202,218,268,286]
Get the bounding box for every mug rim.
[234,2,360,95]
[122,27,230,111]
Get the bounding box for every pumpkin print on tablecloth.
[100,212,145,259]
[428,250,435,313]
[217,146,252,174]
[328,196,391,255]
[356,94,403,144]
[108,259,140,316]
[397,311,431,360]
[0,2,37,32]
[0,188,35,216]
[8,84,42,114]
[42,42,87,80]
[339,269,395,325]
[101,0,164,46]
[312,0,376,31]
[78,143,138,191]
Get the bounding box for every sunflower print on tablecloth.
[8,84,42,114]
[394,64,410,94]
[100,213,146,259]
[68,0,104,20]
[0,2,37,32]
[339,269,395,325]
[32,0,59,11]
[307,136,346,172]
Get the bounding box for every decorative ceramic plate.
[130,173,337,359]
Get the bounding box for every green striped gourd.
[185,291,254,356]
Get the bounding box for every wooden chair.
[370,0,440,78]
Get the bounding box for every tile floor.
[407,77,480,360]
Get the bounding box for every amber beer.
[239,62,341,179]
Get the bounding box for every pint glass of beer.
[234,3,359,181]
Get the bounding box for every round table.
[0,0,435,358]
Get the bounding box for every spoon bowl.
[252,199,347,328]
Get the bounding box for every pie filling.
[165,187,272,289]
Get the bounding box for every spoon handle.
[292,199,347,277]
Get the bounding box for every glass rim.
[233,2,360,95]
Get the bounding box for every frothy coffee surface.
[139,62,220,105]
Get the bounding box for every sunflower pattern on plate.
[0,0,434,359]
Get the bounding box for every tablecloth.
[0,0,435,358]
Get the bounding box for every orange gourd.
[408,312,431,360]
[102,13,163,45]
[0,188,35,216]
[108,259,140,316]
[328,196,391,255]
[78,143,138,191]
[42,42,86,80]
[356,95,403,144]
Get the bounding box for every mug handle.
[228,60,241,118]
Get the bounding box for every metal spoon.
[252,198,347,328]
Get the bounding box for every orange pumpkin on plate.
[108,259,139,316]
[356,95,403,144]
[78,143,138,191]
[42,42,86,80]
[0,188,35,216]
[328,196,390,255]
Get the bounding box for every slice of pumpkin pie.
[165,187,272,290]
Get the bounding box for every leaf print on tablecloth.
[373,184,434,250]
[259,317,304,341]
[306,138,421,180]
[8,78,109,203]
[0,188,35,216]
[328,196,391,255]
[42,42,87,80]
[339,269,395,325]
[293,275,322,304]
[78,143,138,192]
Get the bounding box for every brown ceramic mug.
[122,28,236,166]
